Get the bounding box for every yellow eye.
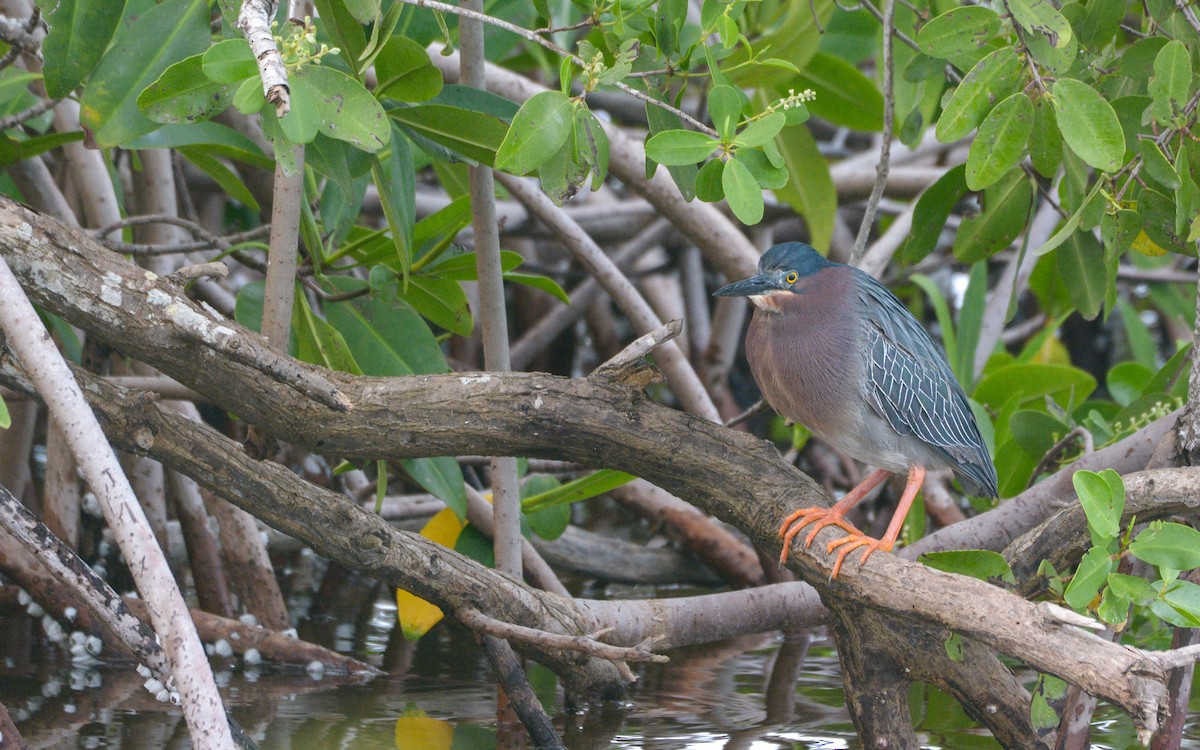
[785,271,799,284]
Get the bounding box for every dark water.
[4,597,1199,749]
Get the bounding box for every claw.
[826,534,893,578]
[777,507,862,566]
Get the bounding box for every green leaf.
[376,35,444,102]
[694,158,725,202]
[646,101,698,200]
[292,292,362,375]
[1106,572,1156,604]
[371,129,416,280]
[1154,579,1200,627]
[1055,231,1107,320]
[954,168,1033,263]
[1029,98,1062,179]
[521,475,569,541]
[722,156,764,225]
[645,129,719,166]
[915,6,1001,59]
[973,363,1096,411]
[937,48,1023,142]
[1106,362,1153,406]
[41,0,124,99]
[919,550,1016,583]
[401,456,467,520]
[766,109,835,251]
[0,393,9,429]
[1138,139,1180,190]
[1073,469,1124,544]
[388,104,508,166]
[900,164,968,264]
[793,52,884,131]
[177,146,260,212]
[1149,40,1192,124]
[1096,587,1129,625]
[1063,546,1112,610]
[504,272,570,305]
[401,275,473,336]
[79,0,209,148]
[709,85,744,142]
[734,112,786,148]
[277,77,321,144]
[494,91,573,174]
[314,0,367,69]
[522,470,636,512]
[1008,409,1068,458]
[966,93,1033,191]
[574,106,609,190]
[138,54,231,125]
[1008,0,1073,50]
[1131,522,1200,571]
[201,39,258,84]
[735,148,787,189]
[322,277,448,377]
[1030,675,1067,731]
[1051,79,1125,172]
[0,131,86,167]
[232,76,266,115]
[1033,179,1104,256]
[125,122,271,168]
[296,65,390,152]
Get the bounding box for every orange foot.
[777,507,863,566]
[826,534,894,578]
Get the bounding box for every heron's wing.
[857,273,998,496]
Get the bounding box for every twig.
[0,6,38,71]
[236,0,290,117]
[0,254,234,746]
[478,635,564,750]
[459,606,668,678]
[0,14,39,54]
[398,0,717,136]
[496,173,720,422]
[724,398,768,427]
[168,261,229,283]
[460,0,523,580]
[96,221,271,256]
[0,96,57,131]
[1174,0,1200,35]
[590,319,682,382]
[1030,426,1094,487]
[850,0,896,267]
[260,145,304,349]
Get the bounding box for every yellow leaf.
[1131,230,1168,256]
[394,714,454,750]
[1030,334,1070,366]
[395,508,465,639]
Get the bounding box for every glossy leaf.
[937,48,1023,142]
[494,91,573,174]
[1131,522,1200,571]
[919,550,1015,583]
[0,393,8,429]
[1073,469,1124,544]
[646,101,698,200]
[1008,0,1073,51]
[1154,579,1200,627]
[901,165,967,264]
[388,104,508,166]
[201,39,258,84]
[1107,572,1156,604]
[734,112,786,148]
[1063,546,1112,610]
[709,85,743,142]
[322,277,448,377]
[1149,40,1192,124]
[1051,79,1125,172]
[401,275,473,336]
[1029,99,1062,179]
[41,0,124,99]
[292,292,361,375]
[954,168,1032,263]
[966,93,1033,190]
[376,35,443,102]
[645,129,719,166]
[916,6,1000,59]
[0,131,86,166]
[400,457,468,520]
[694,158,725,202]
[277,76,321,144]
[521,475,570,541]
[371,130,416,278]
[793,52,884,131]
[722,156,764,225]
[973,363,1096,410]
[1055,231,1107,320]
[79,0,209,148]
[1139,139,1180,190]
[177,146,259,212]
[138,54,230,125]
[296,65,389,152]
[522,470,635,512]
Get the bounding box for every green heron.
[715,242,998,577]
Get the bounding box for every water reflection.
[4,599,1199,749]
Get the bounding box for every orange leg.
[826,464,926,577]
[778,467,892,566]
